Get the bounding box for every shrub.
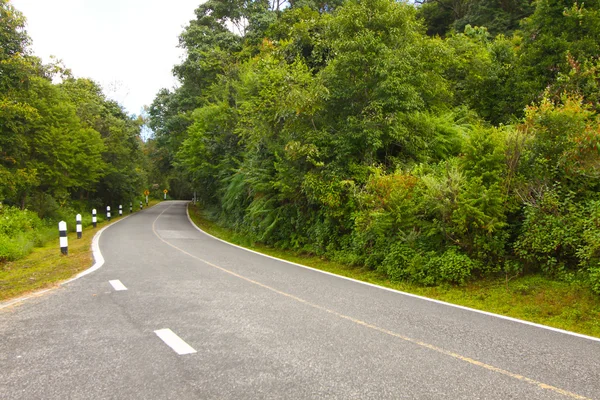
[588,266,600,295]
[0,204,47,261]
[0,203,71,262]
[0,204,42,237]
[380,243,422,282]
[0,234,30,261]
[380,243,476,285]
[424,247,478,285]
[514,189,583,276]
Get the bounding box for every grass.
[0,199,161,302]
[188,203,600,338]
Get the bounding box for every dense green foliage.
[0,0,150,260]
[147,0,600,291]
[0,204,50,260]
[417,0,534,37]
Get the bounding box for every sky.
[11,0,203,116]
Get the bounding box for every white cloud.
[11,0,202,115]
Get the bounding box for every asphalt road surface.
[2,201,599,399]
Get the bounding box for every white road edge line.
[154,328,197,355]
[109,280,127,291]
[185,202,600,344]
[0,204,160,310]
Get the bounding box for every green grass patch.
[188,203,600,338]
[0,200,161,302]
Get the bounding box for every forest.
[3,0,600,295]
[148,0,600,292]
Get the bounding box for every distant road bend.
[1,200,599,399]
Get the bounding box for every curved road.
[1,201,599,399]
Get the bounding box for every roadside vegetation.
[189,203,600,338]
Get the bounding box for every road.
[1,200,599,399]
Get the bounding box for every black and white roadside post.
[92,209,97,228]
[59,221,68,255]
[140,201,143,210]
[129,202,132,213]
[76,214,82,239]
[119,204,122,216]
[107,206,111,221]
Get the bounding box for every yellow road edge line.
[152,204,591,400]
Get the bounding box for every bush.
[514,189,583,276]
[589,266,600,295]
[0,204,48,261]
[576,199,600,293]
[424,247,478,285]
[0,204,42,237]
[379,243,422,282]
[380,243,476,285]
[0,234,31,261]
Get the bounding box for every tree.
[444,25,520,124]
[517,0,600,107]
[318,0,455,169]
[0,0,39,208]
[417,0,534,37]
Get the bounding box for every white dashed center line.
[154,329,197,355]
[109,280,127,291]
